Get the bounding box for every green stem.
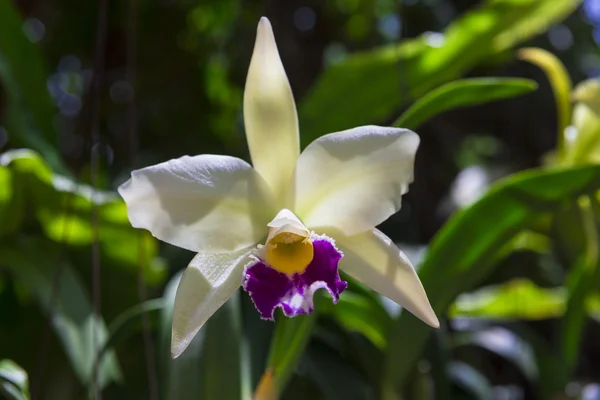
[256,299,320,398]
[268,311,317,392]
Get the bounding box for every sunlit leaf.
[0,150,165,284]
[0,360,29,400]
[518,48,572,156]
[381,164,600,393]
[0,166,22,236]
[563,79,600,164]
[394,78,537,130]
[449,279,565,320]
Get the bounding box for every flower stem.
[255,308,318,398]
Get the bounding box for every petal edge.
[294,126,419,236]
[171,247,253,358]
[244,17,300,207]
[118,154,273,253]
[335,229,439,328]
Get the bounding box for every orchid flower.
[119,17,439,358]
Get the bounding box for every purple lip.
[243,235,347,319]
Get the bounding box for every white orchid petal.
[118,154,273,253]
[294,125,419,236]
[335,229,439,328]
[171,247,252,358]
[267,208,304,228]
[244,17,299,206]
[265,208,309,242]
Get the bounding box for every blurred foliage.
[0,360,29,400]
[2,0,600,399]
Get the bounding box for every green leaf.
[448,362,492,400]
[452,327,538,382]
[320,291,391,349]
[561,199,600,374]
[449,279,600,321]
[563,78,600,164]
[509,323,568,397]
[0,238,122,390]
[0,2,67,175]
[160,273,243,400]
[302,342,373,400]
[394,78,537,130]
[298,0,580,142]
[449,279,565,320]
[0,166,23,237]
[263,311,317,394]
[1,150,165,284]
[518,48,572,159]
[0,360,29,400]
[241,294,274,392]
[96,299,165,365]
[380,164,600,395]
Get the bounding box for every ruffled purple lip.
[243,234,347,320]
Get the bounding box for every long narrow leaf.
[381,165,600,395]
[561,199,600,373]
[519,48,573,158]
[0,360,29,400]
[394,78,537,130]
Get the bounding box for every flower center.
[243,231,347,320]
[264,232,314,275]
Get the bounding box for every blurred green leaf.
[0,1,67,175]
[427,331,452,400]
[500,230,551,255]
[97,298,165,365]
[299,0,580,141]
[394,78,537,130]
[449,279,565,319]
[381,164,600,395]
[0,150,165,284]
[264,311,316,395]
[0,238,122,390]
[303,343,373,400]
[509,323,568,397]
[561,199,599,374]
[519,48,572,158]
[160,273,243,400]
[448,361,492,400]
[0,166,23,237]
[453,327,538,382]
[0,360,29,400]
[449,278,600,320]
[320,291,391,349]
[563,79,600,164]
